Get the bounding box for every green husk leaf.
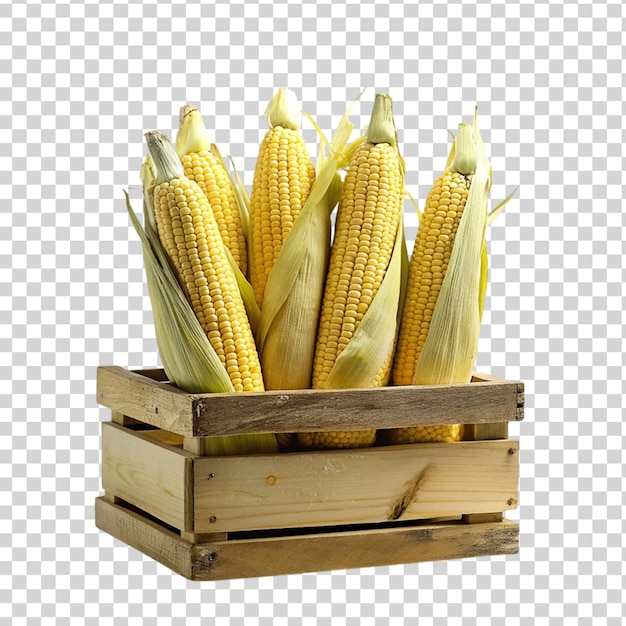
[411,115,491,385]
[225,151,251,238]
[124,190,234,395]
[256,95,361,390]
[139,154,158,235]
[324,214,407,389]
[264,87,301,130]
[207,143,258,329]
[478,240,488,322]
[366,93,396,145]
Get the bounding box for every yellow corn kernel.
[297,430,377,450]
[177,106,248,276]
[180,149,247,276]
[390,123,481,444]
[385,424,464,445]
[312,142,404,390]
[147,131,264,393]
[248,88,315,308]
[392,169,472,385]
[306,93,404,449]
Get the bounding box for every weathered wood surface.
[97,367,195,435]
[193,439,519,533]
[95,497,519,581]
[101,422,194,532]
[97,366,524,437]
[464,422,509,441]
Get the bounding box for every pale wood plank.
[97,366,195,434]
[110,410,143,427]
[200,520,519,581]
[101,422,194,532]
[470,372,503,382]
[95,497,193,579]
[95,497,519,581]
[133,368,170,382]
[97,366,524,437]
[193,439,519,533]
[182,437,204,455]
[189,380,524,436]
[140,428,185,448]
[462,512,503,524]
[464,422,509,441]
[181,531,228,543]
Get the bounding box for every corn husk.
[175,107,250,239]
[255,93,364,390]
[128,150,277,455]
[320,93,408,390]
[174,107,259,333]
[411,112,490,386]
[323,214,408,389]
[125,191,234,395]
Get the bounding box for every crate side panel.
[193,440,519,533]
[97,366,195,434]
[95,497,193,579]
[95,497,518,581]
[191,379,523,437]
[102,422,190,531]
[196,519,519,581]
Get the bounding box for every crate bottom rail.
[95,496,518,581]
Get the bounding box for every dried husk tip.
[366,93,396,146]
[264,87,301,130]
[175,105,211,157]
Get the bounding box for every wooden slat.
[111,410,144,428]
[463,512,503,524]
[464,422,509,441]
[190,379,524,436]
[140,428,185,448]
[97,367,524,437]
[101,422,194,532]
[193,439,519,533]
[97,366,195,435]
[96,497,194,579]
[95,497,519,581]
[133,368,170,382]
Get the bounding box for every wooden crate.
[95,365,524,581]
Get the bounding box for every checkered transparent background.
[2,0,625,623]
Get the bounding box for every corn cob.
[388,119,491,444]
[248,87,316,308]
[255,95,361,393]
[176,105,248,276]
[145,130,264,394]
[302,93,405,450]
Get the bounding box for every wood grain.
[101,422,194,532]
[193,439,519,533]
[95,497,519,581]
[97,366,524,437]
[97,366,195,434]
